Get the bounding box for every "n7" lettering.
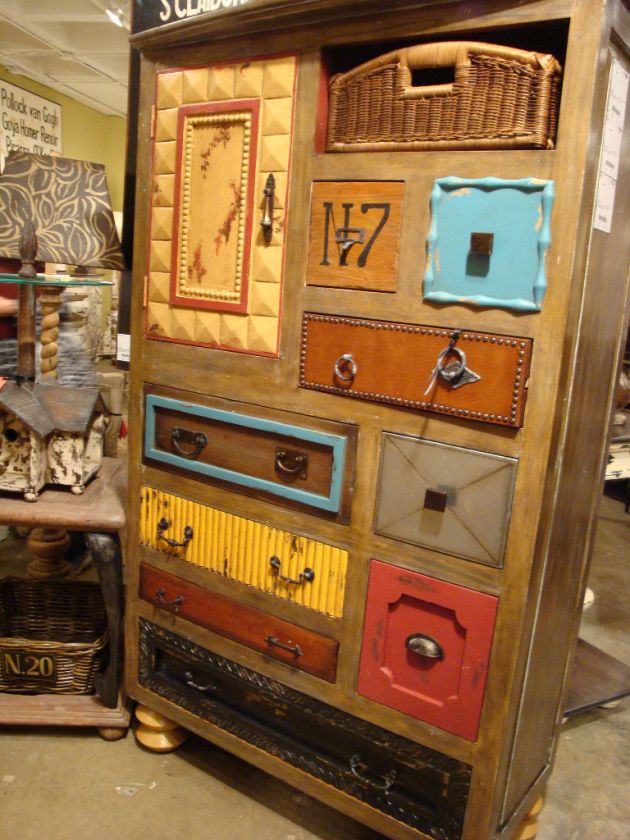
[320,202,391,268]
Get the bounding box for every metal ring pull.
[265,634,303,658]
[171,426,208,460]
[274,448,308,479]
[334,353,357,383]
[156,517,194,549]
[269,555,315,586]
[424,329,480,394]
[349,755,397,793]
[154,587,184,612]
[405,633,444,660]
[437,345,467,383]
[184,671,219,694]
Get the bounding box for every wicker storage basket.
[0,577,108,694]
[327,41,562,151]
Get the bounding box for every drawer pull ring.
[275,448,308,480]
[265,634,303,658]
[269,555,315,585]
[154,587,184,613]
[334,353,357,383]
[349,754,397,793]
[405,633,444,660]
[424,330,480,394]
[184,671,219,694]
[260,173,275,245]
[157,517,194,549]
[171,426,208,460]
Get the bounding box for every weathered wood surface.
[0,456,126,531]
[88,532,125,708]
[0,691,131,727]
[124,2,630,839]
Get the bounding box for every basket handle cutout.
[409,65,456,90]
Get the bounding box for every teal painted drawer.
[144,390,356,519]
[424,176,554,312]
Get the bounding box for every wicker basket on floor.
[327,41,562,151]
[0,577,108,694]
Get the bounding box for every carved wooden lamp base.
[134,704,189,752]
[513,796,545,840]
[26,527,73,579]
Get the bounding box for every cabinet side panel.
[502,37,630,822]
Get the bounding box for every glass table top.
[0,273,113,287]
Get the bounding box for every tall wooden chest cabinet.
[125,2,630,838]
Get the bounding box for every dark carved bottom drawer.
[138,619,471,840]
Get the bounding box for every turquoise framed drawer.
[144,391,356,518]
[424,176,554,312]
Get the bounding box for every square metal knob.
[424,488,448,513]
[469,232,494,255]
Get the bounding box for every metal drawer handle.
[405,633,444,660]
[265,634,303,658]
[424,330,480,394]
[171,426,208,460]
[157,517,194,549]
[275,448,308,479]
[154,587,184,613]
[438,345,467,382]
[334,353,357,383]
[335,226,365,265]
[349,754,397,793]
[260,173,275,245]
[269,555,315,585]
[184,670,219,694]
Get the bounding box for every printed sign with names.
[594,58,629,233]
[0,80,62,168]
[133,0,250,33]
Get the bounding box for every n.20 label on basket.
[1,651,58,684]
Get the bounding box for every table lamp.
[0,150,125,382]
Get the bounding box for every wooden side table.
[0,457,130,736]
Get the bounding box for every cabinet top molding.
[131,0,498,47]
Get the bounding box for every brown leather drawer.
[145,389,356,518]
[299,313,533,427]
[139,564,339,682]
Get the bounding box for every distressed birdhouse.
[0,380,104,501]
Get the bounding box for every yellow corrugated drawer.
[140,486,348,618]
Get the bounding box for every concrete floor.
[0,490,628,840]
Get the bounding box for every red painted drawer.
[140,564,339,683]
[357,560,498,740]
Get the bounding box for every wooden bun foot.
[134,704,188,752]
[99,726,128,741]
[513,795,544,840]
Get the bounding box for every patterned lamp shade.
[0,151,125,269]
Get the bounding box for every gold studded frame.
[171,102,259,313]
[145,55,297,356]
